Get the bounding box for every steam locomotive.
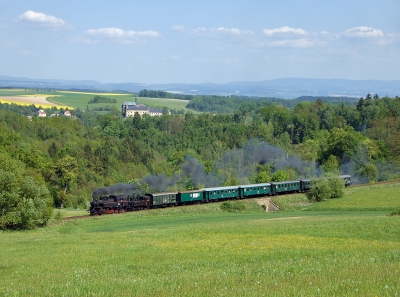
[89,175,351,215]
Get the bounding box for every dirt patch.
[0,96,60,106]
[256,197,280,212]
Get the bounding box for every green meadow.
[1,183,400,296]
[0,89,193,112]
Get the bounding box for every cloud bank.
[343,26,384,38]
[19,10,66,28]
[85,27,160,43]
[263,26,306,36]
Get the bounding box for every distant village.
[31,100,165,119]
[33,109,72,119]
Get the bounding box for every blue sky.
[1,0,399,84]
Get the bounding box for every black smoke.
[92,182,141,199]
[92,140,330,197]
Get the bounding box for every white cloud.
[196,57,239,64]
[180,27,255,50]
[172,25,185,30]
[263,26,306,36]
[85,27,160,43]
[191,27,254,36]
[343,26,384,38]
[86,27,159,38]
[19,10,66,28]
[18,49,38,56]
[261,26,322,48]
[214,27,254,35]
[267,38,315,48]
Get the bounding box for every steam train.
[89,175,351,215]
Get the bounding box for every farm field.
[1,184,400,296]
[0,88,193,112]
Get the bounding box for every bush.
[54,210,64,222]
[220,201,246,212]
[307,176,332,202]
[388,209,400,216]
[307,174,344,202]
[0,153,53,230]
[326,173,345,198]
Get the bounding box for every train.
[89,175,352,215]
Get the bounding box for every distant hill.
[0,75,399,99]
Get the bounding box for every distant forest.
[139,89,361,113]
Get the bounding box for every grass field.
[0,88,193,112]
[1,184,399,296]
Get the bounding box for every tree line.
[88,95,117,104]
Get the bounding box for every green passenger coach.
[202,186,239,201]
[239,183,271,198]
[271,181,301,195]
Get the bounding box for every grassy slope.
[305,182,400,211]
[1,185,400,296]
[271,182,400,212]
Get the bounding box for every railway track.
[63,215,90,221]
[61,179,400,220]
[348,179,400,188]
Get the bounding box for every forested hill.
[137,88,360,113]
[0,94,399,229]
[185,95,359,113]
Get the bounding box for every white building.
[121,101,164,118]
[38,109,46,117]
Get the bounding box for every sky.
[1,0,400,84]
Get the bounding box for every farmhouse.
[38,109,46,117]
[121,101,164,118]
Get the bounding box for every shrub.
[220,201,246,212]
[307,174,344,202]
[388,209,400,216]
[0,153,53,230]
[54,210,64,222]
[307,176,332,202]
[326,173,345,198]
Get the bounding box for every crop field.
[0,88,193,112]
[1,185,399,296]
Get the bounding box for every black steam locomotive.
[89,175,351,215]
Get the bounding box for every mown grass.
[1,187,399,296]
[0,89,194,112]
[305,182,400,211]
[271,182,400,212]
[271,193,311,211]
[47,91,193,112]
[52,208,88,220]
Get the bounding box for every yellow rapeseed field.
[0,96,72,109]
